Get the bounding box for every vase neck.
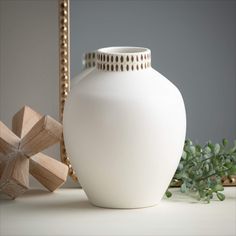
[82,51,96,70]
[96,47,151,72]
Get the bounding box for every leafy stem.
[166,139,236,203]
[197,166,233,181]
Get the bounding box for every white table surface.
[0,187,236,236]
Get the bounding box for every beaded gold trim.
[59,0,78,182]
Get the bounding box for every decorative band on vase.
[96,47,151,72]
[82,51,96,70]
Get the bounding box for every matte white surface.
[1,188,235,236]
[64,47,186,208]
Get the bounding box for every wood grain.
[20,115,63,157]
[12,105,42,138]
[0,121,20,156]
[0,153,29,199]
[30,153,68,191]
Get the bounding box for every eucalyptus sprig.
[166,139,236,202]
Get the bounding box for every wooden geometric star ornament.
[0,106,69,199]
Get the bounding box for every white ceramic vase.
[70,51,96,88]
[63,47,186,208]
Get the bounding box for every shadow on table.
[0,189,105,212]
[0,189,52,201]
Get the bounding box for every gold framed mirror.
[58,0,236,186]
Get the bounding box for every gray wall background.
[0,0,74,187]
[0,0,235,188]
[71,0,236,144]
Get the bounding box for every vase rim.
[97,46,150,55]
[96,46,151,72]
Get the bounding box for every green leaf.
[165,190,172,198]
[214,144,220,155]
[216,192,225,201]
[180,183,187,193]
[190,146,196,155]
[204,163,210,172]
[185,139,192,146]
[228,165,236,175]
[213,184,224,192]
[222,139,228,147]
[196,144,202,152]
[182,151,187,160]
[204,146,211,154]
[177,163,183,171]
[208,143,215,152]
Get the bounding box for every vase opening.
[96,46,151,72]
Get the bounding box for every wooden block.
[0,160,6,179]
[0,153,29,199]
[20,116,62,157]
[12,106,67,190]
[0,121,20,156]
[30,153,68,191]
[12,106,42,138]
[0,153,8,163]
[1,109,65,199]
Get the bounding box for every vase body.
[63,47,186,208]
[70,51,96,88]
